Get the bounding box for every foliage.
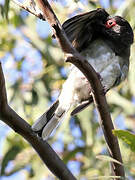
[0,0,135,179]
[113,130,135,152]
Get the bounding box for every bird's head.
[102,16,134,47]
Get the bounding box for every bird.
[32,8,134,140]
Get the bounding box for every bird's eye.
[106,19,116,28]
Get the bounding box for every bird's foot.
[96,72,103,82]
[102,86,108,96]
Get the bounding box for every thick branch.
[36,0,125,178]
[0,62,76,180]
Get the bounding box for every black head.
[101,16,134,55]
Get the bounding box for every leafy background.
[0,0,135,179]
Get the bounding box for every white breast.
[82,39,118,73]
[79,39,126,90]
[59,39,128,106]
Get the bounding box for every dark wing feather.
[62,8,109,51]
[71,96,93,116]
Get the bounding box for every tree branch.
[12,0,45,20]
[0,62,76,180]
[35,0,125,178]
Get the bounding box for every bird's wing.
[62,8,109,51]
[71,96,93,116]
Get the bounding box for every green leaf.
[10,14,24,27]
[0,5,5,18]
[96,155,123,165]
[63,147,86,163]
[113,130,135,152]
[3,0,10,19]
[31,89,39,105]
[1,145,22,176]
[88,176,125,180]
[24,89,39,105]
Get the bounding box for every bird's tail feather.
[41,115,61,140]
[32,100,68,140]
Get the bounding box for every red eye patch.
[106,19,116,28]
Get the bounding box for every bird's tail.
[32,100,69,140]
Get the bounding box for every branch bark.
[0,62,76,180]
[35,0,125,178]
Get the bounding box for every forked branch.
[0,63,76,180]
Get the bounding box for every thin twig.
[0,62,76,180]
[35,0,125,178]
[11,0,46,20]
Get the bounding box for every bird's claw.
[102,86,107,96]
[96,72,103,82]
